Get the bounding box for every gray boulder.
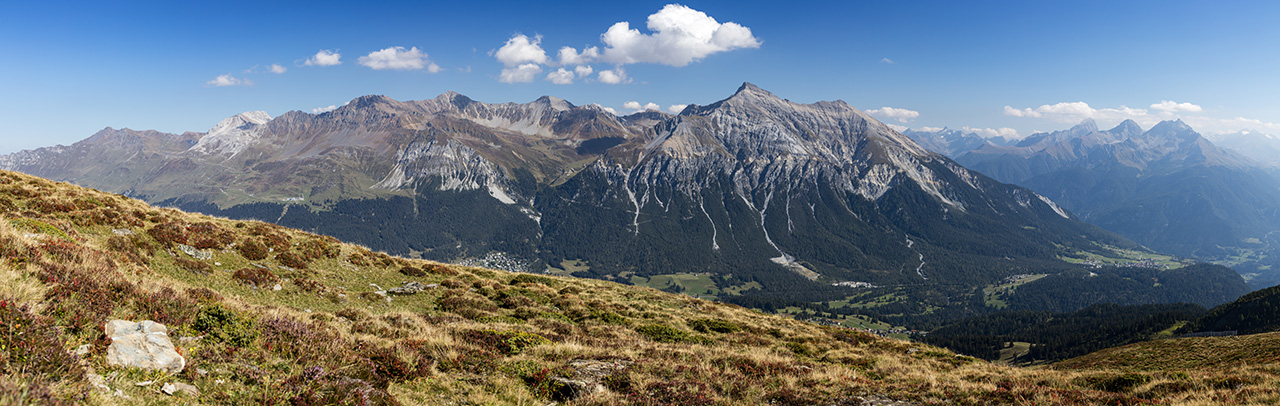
[104,320,186,374]
[387,281,433,295]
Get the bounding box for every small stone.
[75,344,91,356]
[112,229,135,236]
[136,380,154,387]
[161,383,176,394]
[272,283,282,291]
[161,382,198,396]
[214,262,222,266]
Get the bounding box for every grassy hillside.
[0,168,1277,405]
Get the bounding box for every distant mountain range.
[905,119,1280,288]
[1,84,1247,324]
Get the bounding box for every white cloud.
[598,4,760,67]
[597,67,629,84]
[573,65,594,77]
[916,126,944,132]
[312,105,338,114]
[206,74,251,87]
[546,68,574,85]
[427,63,442,73]
[558,46,600,65]
[499,63,542,83]
[359,46,431,70]
[304,50,342,66]
[886,124,907,132]
[667,104,688,114]
[495,34,548,67]
[623,101,660,113]
[866,106,920,123]
[269,64,287,74]
[963,126,1020,139]
[880,58,894,64]
[1150,100,1203,113]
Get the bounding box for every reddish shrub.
[297,238,340,261]
[398,266,425,277]
[134,287,200,327]
[0,300,86,384]
[232,268,279,288]
[147,222,188,247]
[187,222,234,250]
[276,251,309,269]
[235,239,269,261]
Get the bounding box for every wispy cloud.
[867,106,919,123]
[1004,100,1280,135]
[880,58,895,64]
[206,74,252,87]
[962,126,1020,139]
[304,50,342,67]
[312,105,338,114]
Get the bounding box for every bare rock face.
[104,320,186,374]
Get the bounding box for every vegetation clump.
[236,238,269,260]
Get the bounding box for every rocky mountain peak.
[1108,119,1143,137]
[533,95,574,112]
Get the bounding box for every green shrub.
[688,318,741,334]
[511,274,558,287]
[461,329,550,355]
[635,324,706,344]
[192,305,258,347]
[592,311,631,326]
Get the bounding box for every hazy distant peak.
[1070,118,1099,134]
[1109,119,1143,136]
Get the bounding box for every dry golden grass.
[2,168,1279,405]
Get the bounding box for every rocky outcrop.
[104,320,186,374]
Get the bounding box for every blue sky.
[2,1,1279,153]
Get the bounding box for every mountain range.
[906,119,1280,288]
[1,84,1248,324]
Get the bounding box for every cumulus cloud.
[304,50,342,66]
[1003,102,1150,125]
[499,63,542,83]
[622,101,661,113]
[427,63,442,73]
[1150,100,1203,113]
[312,105,338,114]
[358,46,433,70]
[558,46,600,65]
[916,126,945,132]
[574,65,594,77]
[866,106,920,123]
[495,34,548,67]
[667,104,688,114]
[597,67,629,84]
[962,126,1020,139]
[269,64,287,74]
[597,4,760,67]
[886,124,907,132]
[546,68,575,85]
[206,74,251,87]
